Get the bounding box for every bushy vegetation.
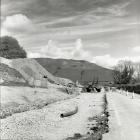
[113,60,140,94]
[113,60,140,84]
[113,61,134,84]
[0,36,27,59]
[117,84,140,94]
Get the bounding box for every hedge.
[116,84,140,94]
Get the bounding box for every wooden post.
[126,91,128,96]
[132,91,135,99]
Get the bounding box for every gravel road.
[103,91,140,140]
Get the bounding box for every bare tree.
[133,63,140,83]
[113,60,134,84]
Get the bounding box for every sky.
[1,0,140,68]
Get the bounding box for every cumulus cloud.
[92,55,118,68]
[28,40,73,59]
[1,27,10,36]
[92,54,140,69]
[27,52,42,58]
[28,38,91,61]
[126,56,140,63]
[40,40,63,58]
[72,38,91,60]
[2,14,33,32]
[72,38,83,58]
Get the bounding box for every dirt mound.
[0,63,26,85]
[0,57,73,87]
[9,58,73,87]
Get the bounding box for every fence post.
[132,91,135,99]
[126,91,128,96]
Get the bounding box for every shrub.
[0,36,27,59]
[118,84,140,94]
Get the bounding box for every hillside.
[35,58,113,84]
[0,57,73,87]
[0,62,27,86]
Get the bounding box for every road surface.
[103,91,140,140]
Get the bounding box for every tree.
[133,63,140,83]
[0,36,27,59]
[113,60,134,84]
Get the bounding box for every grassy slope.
[35,58,113,84]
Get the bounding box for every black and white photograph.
[0,0,140,140]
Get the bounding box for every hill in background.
[35,58,113,85]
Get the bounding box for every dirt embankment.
[0,84,79,119]
[0,63,27,85]
[1,93,105,140]
[0,57,74,88]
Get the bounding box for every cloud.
[44,2,129,28]
[1,0,139,69]
[28,40,73,59]
[2,14,33,32]
[2,0,132,30]
[28,38,91,61]
[27,52,42,58]
[72,38,91,60]
[92,54,140,68]
[92,55,118,68]
[132,46,140,53]
[84,42,110,50]
[74,38,82,52]
[127,56,140,63]
[40,40,64,58]
[1,27,10,36]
